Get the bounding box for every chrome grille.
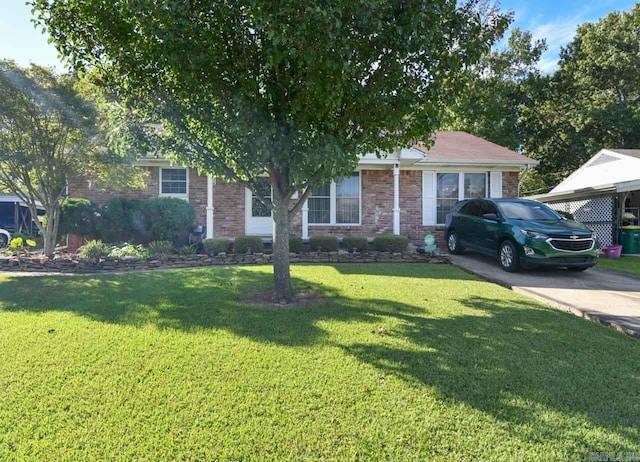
[548,238,594,252]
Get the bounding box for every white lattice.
[547,195,615,246]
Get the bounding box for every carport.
[530,149,640,253]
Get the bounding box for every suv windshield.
[498,201,561,221]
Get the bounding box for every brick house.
[69,131,537,247]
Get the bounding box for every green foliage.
[341,236,368,252]
[77,240,110,261]
[234,236,264,255]
[98,197,194,245]
[309,236,339,252]
[0,60,142,257]
[203,238,232,255]
[288,236,303,254]
[4,236,38,256]
[373,235,409,253]
[59,198,100,237]
[444,28,547,151]
[146,197,195,244]
[108,243,149,259]
[147,240,175,257]
[178,244,197,256]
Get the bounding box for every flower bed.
[0,251,447,274]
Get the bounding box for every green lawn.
[0,264,638,460]
[597,256,640,275]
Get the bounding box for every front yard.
[0,264,638,460]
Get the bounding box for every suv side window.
[460,200,481,217]
[480,201,498,216]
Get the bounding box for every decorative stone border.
[0,251,448,273]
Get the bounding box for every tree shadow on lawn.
[0,267,638,450]
[342,295,640,452]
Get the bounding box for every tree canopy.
[32,0,510,301]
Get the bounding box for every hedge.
[204,238,232,255]
[373,235,409,253]
[309,236,339,252]
[342,236,368,252]
[235,236,264,254]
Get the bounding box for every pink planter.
[602,244,623,258]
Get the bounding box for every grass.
[0,263,638,460]
[597,255,640,275]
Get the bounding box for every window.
[251,178,272,217]
[160,168,188,196]
[436,172,487,224]
[309,174,360,225]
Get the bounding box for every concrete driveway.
[447,252,640,337]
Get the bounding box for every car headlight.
[520,229,549,240]
[591,231,597,240]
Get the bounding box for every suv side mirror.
[482,213,500,221]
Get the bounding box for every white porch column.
[302,200,309,240]
[206,176,214,239]
[393,163,400,235]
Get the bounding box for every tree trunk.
[271,189,295,304]
[43,205,60,258]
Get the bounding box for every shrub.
[77,240,110,261]
[99,198,141,243]
[342,236,368,252]
[309,236,339,252]
[203,238,232,255]
[98,197,195,245]
[178,244,197,255]
[148,240,175,257]
[289,235,303,253]
[146,197,195,244]
[234,236,264,254]
[59,198,100,237]
[373,235,409,253]
[108,243,149,259]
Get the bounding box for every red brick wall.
[212,180,245,237]
[502,171,519,198]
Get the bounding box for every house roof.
[530,148,640,202]
[358,131,537,169]
[414,131,536,165]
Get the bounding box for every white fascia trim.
[416,159,538,166]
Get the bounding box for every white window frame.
[159,167,189,200]
[309,174,362,226]
[423,171,492,226]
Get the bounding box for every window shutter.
[490,172,503,198]
[422,171,436,225]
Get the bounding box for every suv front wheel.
[498,240,520,272]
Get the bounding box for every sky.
[0,0,637,74]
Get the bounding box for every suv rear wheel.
[447,231,464,255]
[498,240,520,272]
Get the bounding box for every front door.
[245,178,273,236]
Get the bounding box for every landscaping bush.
[108,243,149,259]
[178,244,197,255]
[148,240,175,257]
[99,198,141,243]
[98,197,195,245]
[373,234,409,253]
[289,236,303,253]
[77,240,110,261]
[59,198,100,237]
[342,236,368,252]
[203,238,232,255]
[234,236,264,254]
[309,236,339,252]
[145,197,195,244]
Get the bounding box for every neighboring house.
[530,148,640,248]
[0,193,43,236]
[69,131,537,247]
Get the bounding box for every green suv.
[445,198,599,272]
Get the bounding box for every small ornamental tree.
[33,0,510,301]
[0,61,144,257]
